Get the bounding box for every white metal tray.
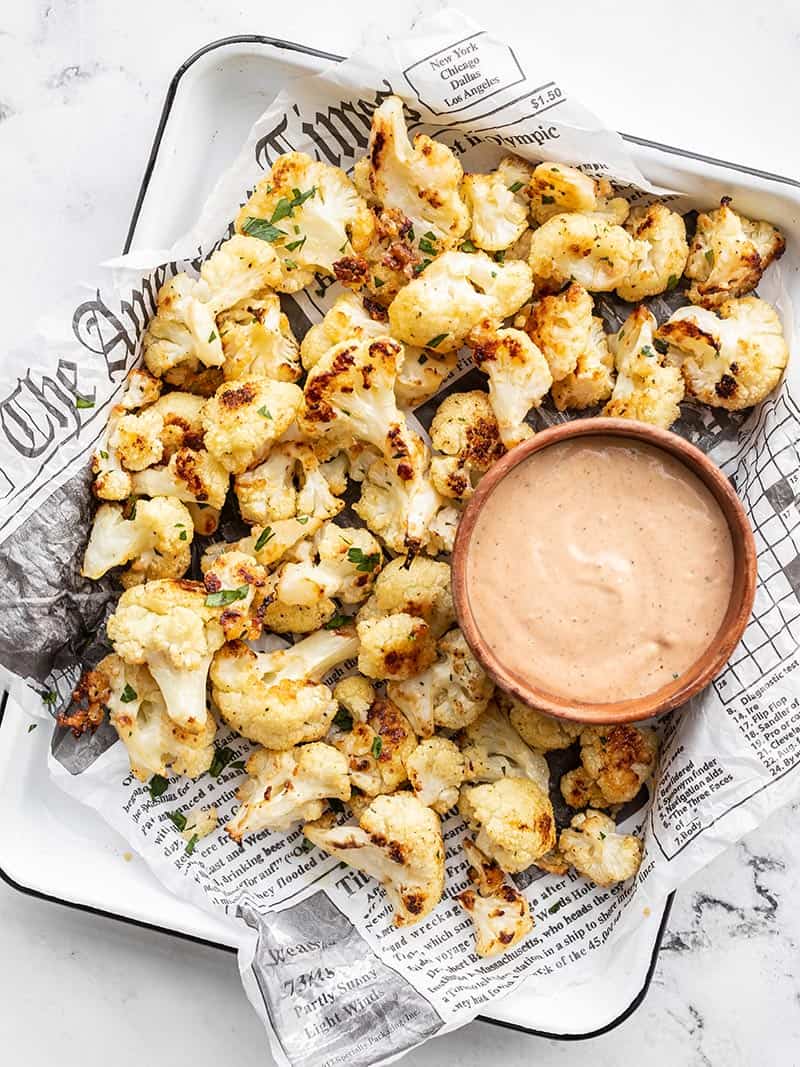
[3,34,800,1040]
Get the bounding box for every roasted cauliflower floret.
[457,838,534,957]
[578,724,658,805]
[332,675,375,724]
[500,693,582,751]
[234,441,345,526]
[213,514,325,571]
[111,407,165,471]
[304,792,445,926]
[462,168,529,252]
[551,316,615,411]
[528,162,628,225]
[91,371,165,498]
[198,234,284,311]
[142,273,222,380]
[300,291,388,371]
[388,251,533,353]
[331,695,417,796]
[106,579,226,732]
[217,292,302,382]
[684,197,785,308]
[459,778,555,873]
[529,212,636,294]
[470,324,552,448]
[387,627,494,736]
[353,440,443,555]
[209,628,358,749]
[429,390,505,501]
[275,523,383,610]
[603,306,684,428]
[354,95,469,246]
[178,805,219,844]
[616,203,689,302]
[395,345,457,409]
[202,376,303,473]
[559,766,608,810]
[148,393,206,456]
[200,549,267,641]
[655,296,789,410]
[236,152,374,291]
[130,446,230,510]
[458,703,549,793]
[559,810,642,887]
[406,737,464,814]
[99,654,216,782]
[356,613,437,681]
[82,497,193,587]
[226,743,351,842]
[523,282,595,384]
[356,556,455,638]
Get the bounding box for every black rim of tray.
[5,30,797,1043]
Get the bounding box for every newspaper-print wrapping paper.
[2,8,800,1064]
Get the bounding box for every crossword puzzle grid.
[713,394,800,704]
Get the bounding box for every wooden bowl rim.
[451,418,758,725]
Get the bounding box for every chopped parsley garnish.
[333,706,353,731]
[149,774,169,799]
[208,330,217,343]
[254,526,275,551]
[258,406,273,419]
[99,450,109,460]
[123,495,138,521]
[508,181,525,193]
[284,259,298,271]
[205,584,250,607]
[407,225,415,242]
[242,216,286,243]
[347,547,381,572]
[185,834,199,856]
[425,333,448,348]
[178,529,188,541]
[494,250,506,263]
[373,276,385,287]
[460,239,478,253]
[209,746,236,778]
[599,832,607,840]
[285,236,307,252]
[666,274,679,290]
[641,344,656,358]
[541,194,556,204]
[167,811,187,832]
[75,396,95,410]
[413,258,432,275]
[301,836,314,852]
[269,186,317,225]
[371,736,383,759]
[419,237,437,255]
[42,690,58,706]
[547,899,564,914]
[296,515,309,525]
[705,248,715,266]
[325,613,350,630]
[120,683,138,703]
[230,760,246,770]
[28,723,37,733]
[654,337,669,355]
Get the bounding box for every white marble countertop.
[2,1,800,1063]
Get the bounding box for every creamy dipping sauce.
[466,435,735,703]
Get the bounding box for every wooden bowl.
[451,418,757,725]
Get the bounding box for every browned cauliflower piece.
[528,162,628,225]
[579,724,658,805]
[429,390,505,501]
[655,296,789,410]
[217,292,302,382]
[331,695,417,797]
[226,743,351,841]
[529,212,636,294]
[81,497,193,587]
[559,809,642,887]
[616,203,689,302]
[603,306,684,429]
[458,702,549,793]
[461,162,529,252]
[406,738,465,814]
[304,792,445,926]
[356,555,455,638]
[550,316,615,411]
[500,692,582,752]
[130,446,230,511]
[457,838,534,957]
[236,152,374,292]
[234,441,345,527]
[356,613,437,681]
[459,778,555,873]
[684,197,785,308]
[470,324,552,448]
[523,282,594,383]
[200,549,268,641]
[202,376,303,474]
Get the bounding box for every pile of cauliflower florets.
[69,95,788,959]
